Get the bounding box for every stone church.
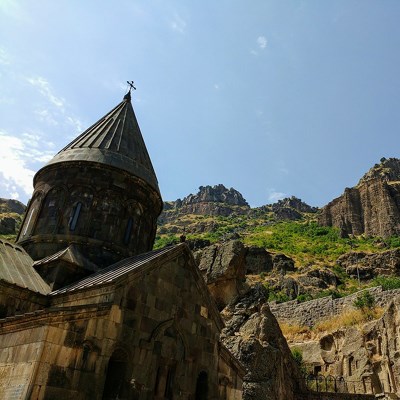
[0,90,244,399]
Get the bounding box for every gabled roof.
[50,245,178,295]
[0,239,51,295]
[51,243,224,330]
[33,244,98,272]
[38,93,160,196]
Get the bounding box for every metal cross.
[127,81,136,92]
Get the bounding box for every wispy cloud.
[251,36,268,56]
[170,13,187,34]
[26,76,65,109]
[0,130,55,199]
[0,47,11,65]
[257,36,268,49]
[267,189,287,203]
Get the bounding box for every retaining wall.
[269,286,400,327]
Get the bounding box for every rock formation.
[0,198,25,235]
[194,241,309,398]
[337,249,400,280]
[160,184,250,223]
[292,296,400,396]
[195,240,247,309]
[221,284,307,399]
[0,198,26,214]
[319,158,400,238]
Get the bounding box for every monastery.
[0,89,244,399]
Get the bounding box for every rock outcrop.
[159,184,250,224]
[193,240,309,398]
[195,240,247,309]
[221,284,307,399]
[0,198,25,235]
[252,196,318,222]
[319,158,400,238]
[337,249,400,280]
[0,198,26,215]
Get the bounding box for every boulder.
[195,240,246,309]
[245,246,273,274]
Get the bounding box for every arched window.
[195,371,208,400]
[69,202,82,231]
[35,187,65,234]
[123,217,133,245]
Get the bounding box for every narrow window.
[22,207,35,237]
[69,202,82,231]
[123,217,133,244]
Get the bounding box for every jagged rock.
[319,158,400,238]
[245,246,273,274]
[183,184,249,207]
[195,240,246,309]
[273,196,318,214]
[337,249,400,280]
[221,283,307,399]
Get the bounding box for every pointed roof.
[39,93,160,195]
[33,244,99,272]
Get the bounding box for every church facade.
[0,91,243,399]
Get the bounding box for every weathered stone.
[245,246,273,274]
[294,296,400,397]
[272,253,296,273]
[337,249,400,280]
[319,158,400,238]
[196,240,246,309]
[222,283,307,399]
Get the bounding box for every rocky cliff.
[161,184,250,220]
[0,198,25,236]
[319,158,400,238]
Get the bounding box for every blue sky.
[1,1,400,207]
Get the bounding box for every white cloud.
[267,189,287,203]
[170,13,187,34]
[250,49,258,56]
[0,130,55,200]
[214,84,220,90]
[257,36,268,49]
[66,116,83,133]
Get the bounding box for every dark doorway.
[102,349,128,400]
[195,371,208,400]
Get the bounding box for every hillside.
[0,198,25,239]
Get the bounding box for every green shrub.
[354,291,375,309]
[373,276,400,291]
[291,348,307,374]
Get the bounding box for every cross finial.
[127,80,136,92]
[124,81,136,102]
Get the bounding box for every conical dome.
[18,92,163,274]
[39,94,160,196]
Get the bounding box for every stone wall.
[269,286,400,327]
